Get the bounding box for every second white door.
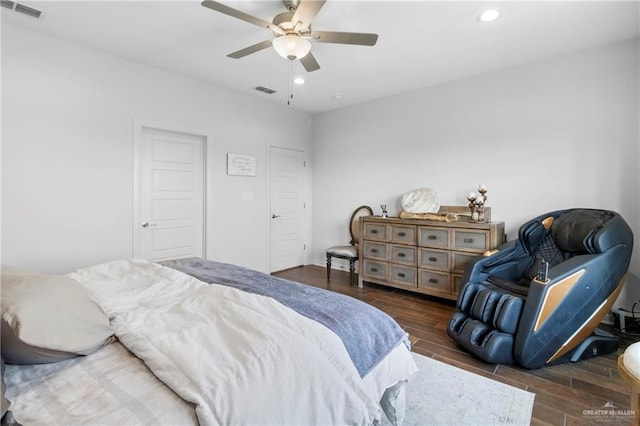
[270,147,306,272]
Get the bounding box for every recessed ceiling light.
[293,77,305,85]
[478,9,500,23]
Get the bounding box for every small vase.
[477,206,486,223]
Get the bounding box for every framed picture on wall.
[227,153,256,176]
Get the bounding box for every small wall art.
[227,153,256,176]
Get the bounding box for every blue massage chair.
[447,208,633,369]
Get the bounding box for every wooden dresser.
[358,216,505,300]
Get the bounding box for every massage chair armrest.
[534,253,599,285]
[523,252,615,310]
[532,245,629,291]
[463,240,526,282]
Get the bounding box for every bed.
[1,258,417,425]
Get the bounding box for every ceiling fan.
[201,0,379,72]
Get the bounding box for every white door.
[134,124,205,261]
[270,147,306,272]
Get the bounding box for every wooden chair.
[326,205,373,286]
[618,342,640,425]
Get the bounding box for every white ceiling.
[2,1,639,114]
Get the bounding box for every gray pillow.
[1,266,114,364]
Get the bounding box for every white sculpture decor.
[401,187,440,214]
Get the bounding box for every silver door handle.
[271,214,281,219]
[142,222,149,228]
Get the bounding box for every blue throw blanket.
[160,258,409,377]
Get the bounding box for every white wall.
[311,38,640,309]
[1,24,312,274]
[3,25,639,309]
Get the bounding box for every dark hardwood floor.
[273,265,638,426]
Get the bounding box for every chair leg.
[349,260,356,286]
[326,254,332,281]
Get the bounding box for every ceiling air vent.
[255,86,276,95]
[2,1,43,19]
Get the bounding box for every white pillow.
[1,265,114,364]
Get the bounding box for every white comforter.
[70,259,381,425]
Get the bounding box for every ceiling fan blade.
[291,0,326,29]
[300,52,320,72]
[201,0,283,35]
[313,31,378,46]
[227,39,273,59]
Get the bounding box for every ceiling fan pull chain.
[287,59,293,105]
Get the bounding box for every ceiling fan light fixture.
[272,34,311,60]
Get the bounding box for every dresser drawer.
[418,270,451,294]
[390,225,416,244]
[418,248,449,271]
[390,264,417,287]
[364,223,388,241]
[418,227,450,249]
[390,245,416,265]
[453,229,489,252]
[452,252,479,273]
[363,241,387,260]
[362,260,387,280]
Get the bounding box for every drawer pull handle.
[398,232,406,237]
[371,267,378,272]
[464,238,474,243]
[428,235,437,240]
[398,272,406,278]
[371,248,378,253]
[371,230,378,234]
[428,257,437,262]
[428,278,439,284]
[398,252,406,257]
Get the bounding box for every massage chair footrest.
[447,311,515,365]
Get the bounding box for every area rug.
[382,352,535,425]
